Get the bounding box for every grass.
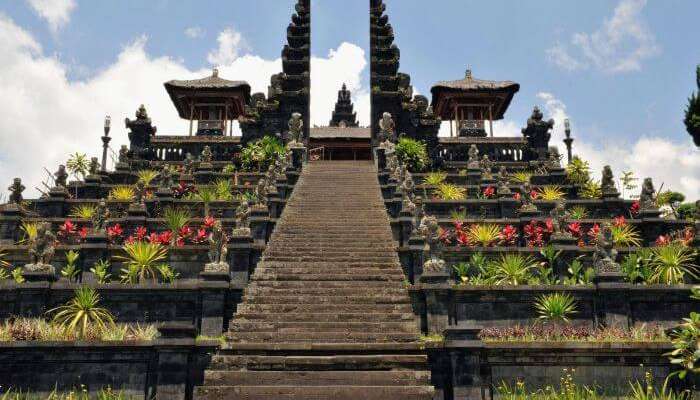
[418,333,445,343]
[479,323,668,343]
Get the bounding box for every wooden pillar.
[488,104,494,137]
[188,101,194,136]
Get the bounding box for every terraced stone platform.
[195,161,433,399]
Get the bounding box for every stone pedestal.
[229,234,254,282]
[199,264,230,336]
[419,271,451,335]
[82,233,110,281]
[374,147,387,171]
[466,169,481,186]
[194,165,215,184]
[290,147,306,170]
[22,264,57,282]
[37,188,68,217]
[407,235,426,284]
[0,203,24,243]
[398,211,415,247]
[249,206,269,243]
[155,324,198,400]
[518,207,542,219]
[498,198,519,219]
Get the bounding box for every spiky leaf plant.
[434,183,466,201]
[487,254,536,285]
[66,152,90,180]
[465,224,501,247]
[49,286,115,339]
[509,171,533,184]
[162,206,190,235]
[137,169,159,186]
[70,204,97,219]
[90,260,111,284]
[536,185,566,201]
[566,156,592,185]
[611,224,643,247]
[395,137,429,172]
[579,180,602,199]
[649,244,698,285]
[423,172,447,186]
[61,250,81,282]
[568,206,589,220]
[108,185,135,201]
[116,241,168,284]
[534,293,578,323]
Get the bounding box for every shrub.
[509,171,532,184]
[66,152,89,180]
[464,224,501,247]
[116,241,168,284]
[90,260,111,284]
[61,250,81,282]
[434,183,466,200]
[241,136,284,171]
[452,263,470,284]
[487,254,536,285]
[649,244,698,284]
[579,180,602,199]
[611,224,643,247]
[49,286,115,339]
[395,137,429,172]
[566,156,591,185]
[222,164,236,174]
[534,293,578,323]
[162,207,191,239]
[568,206,589,220]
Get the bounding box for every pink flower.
[483,186,496,198]
[587,224,601,242]
[613,216,626,227]
[158,231,173,246]
[513,192,521,201]
[107,224,124,238]
[134,226,148,241]
[499,225,518,246]
[203,216,216,229]
[568,222,582,237]
[655,235,671,247]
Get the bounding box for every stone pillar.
[266,191,281,219]
[154,324,198,400]
[595,284,630,330]
[194,165,215,185]
[290,147,306,171]
[398,211,414,247]
[81,175,103,199]
[444,325,488,400]
[198,270,229,337]
[419,272,451,334]
[228,234,254,283]
[0,203,24,244]
[36,189,68,217]
[498,198,519,219]
[408,235,426,283]
[249,206,269,243]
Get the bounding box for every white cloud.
[537,92,700,200]
[547,0,660,73]
[0,18,370,196]
[207,28,247,66]
[26,0,76,32]
[184,26,204,39]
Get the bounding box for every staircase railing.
[308,146,325,161]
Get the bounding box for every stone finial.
[8,178,25,205]
[183,153,195,175]
[496,166,511,197]
[25,222,56,274]
[467,145,480,169]
[134,181,146,205]
[118,145,129,163]
[88,157,100,176]
[379,112,396,142]
[207,220,228,266]
[255,179,268,207]
[479,155,494,180]
[600,165,619,198]
[233,200,251,236]
[418,215,445,273]
[159,165,174,190]
[522,106,554,161]
[639,177,657,210]
[547,147,562,169]
[54,165,68,188]
[549,200,572,239]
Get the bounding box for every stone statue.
[639,177,657,210]
[467,145,480,169]
[118,145,129,164]
[600,165,619,198]
[479,155,494,180]
[183,153,195,175]
[233,200,251,236]
[287,113,304,147]
[401,170,415,195]
[200,146,213,164]
[134,181,146,205]
[159,165,174,190]
[412,196,424,234]
[8,178,25,205]
[418,215,445,273]
[54,165,68,188]
[496,166,511,197]
[25,222,56,274]
[206,220,228,272]
[593,222,619,273]
[255,179,268,206]
[92,200,110,234]
[378,112,396,143]
[519,182,538,212]
[522,106,554,161]
[549,200,571,238]
[88,157,100,176]
[547,147,562,169]
[125,104,156,160]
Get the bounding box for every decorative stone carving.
[88,157,100,176]
[54,165,68,189]
[496,166,511,197]
[639,177,657,211]
[134,181,146,205]
[183,153,195,175]
[519,182,538,213]
[255,179,268,207]
[159,165,174,190]
[467,145,480,169]
[24,222,56,274]
[547,147,562,169]
[418,215,445,273]
[8,178,25,205]
[600,165,620,198]
[549,200,572,240]
[479,155,494,180]
[200,146,213,164]
[91,200,109,234]
[233,200,251,236]
[205,220,229,273]
[379,112,396,143]
[118,145,129,163]
[125,104,157,160]
[522,106,554,161]
[593,222,620,273]
[287,113,304,147]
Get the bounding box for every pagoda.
[329,84,359,127]
[164,68,251,136]
[431,69,520,137]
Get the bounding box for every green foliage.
[537,186,566,201]
[509,171,533,184]
[487,254,536,285]
[212,179,234,201]
[628,373,690,400]
[90,260,111,284]
[162,206,190,235]
[649,244,698,285]
[568,206,589,220]
[677,203,697,220]
[449,209,467,221]
[116,242,168,284]
[395,137,429,172]
[222,164,236,174]
[241,136,284,172]
[69,204,97,219]
[668,312,700,379]
[657,191,686,207]
[66,152,90,180]
[19,221,38,244]
[621,249,655,284]
[11,268,24,283]
[566,156,591,186]
[579,180,602,199]
[49,286,115,339]
[156,264,179,284]
[61,250,80,282]
[684,65,700,144]
[464,224,501,247]
[536,245,562,285]
[137,169,158,186]
[534,293,578,323]
[452,263,471,284]
[423,172,447,186]
[611,224,643,247]
[621,171,639,198]
[433,183,466,200]
[564,259,595,285]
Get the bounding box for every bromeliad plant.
[108,185,135,201]
[487,254,537,285]
[90,260,112,284]
[433,183,466,200]
[137,169,159,186]
[534,293,578,323]
[648,244,698,285]
[61,250,81,282]
[116,241,168,284]
[536,185,566,201]
[49,286,115,339]
[69,204,97,219]
[423,171,447,186]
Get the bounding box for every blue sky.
[0,0,698,198]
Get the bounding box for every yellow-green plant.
[534,293,578,323]
[649,244,698,284]
[116,241,168,284]
[452,263,470,284]
[580,180,602,199]
[611,224,643,247]
[487,254,536,285]
[70,204,97,219]
[19,221,38,244]
[49,286,115,339]
[11,268,24,283]
[137,169,159,186]
[509,171,533,184]
[465,224,501,247]
[423,172,447,186]
[108,185,135,201]
[90,260,111,284]
[162,206,190,235]
[536,185,566,201]
[566,156,592,185]
[434,183,466,200]
[568,206,589,220]
[213,179,234,201]
[61,250,81,282]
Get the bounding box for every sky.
[0,0,698,199]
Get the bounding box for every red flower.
[438,227,453,245]
[175,237,185,247]
[203,216,216,229]
[148,232,160,243]
[630,201,640,216]
[193,229,208,244]
[456,230,470,246]
[59,219,76,235]
[499,225,518,246]
[587,223,601,242]
[524,220,545,247]
[107,223,124,238]
[544,218,554,233]
[655,235,671,247]
[178,225,193,239]
[483,186,496,198]
[513,192,521,201]
[79,226,88,239]
[124,235,135,245]
[530,190,539,200]
[134,226,148,241]
[568,222,582,237]
[158,231,173,246]
[613,216,626,227]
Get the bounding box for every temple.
[0,1,698,399]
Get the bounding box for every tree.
[685,65,700,146]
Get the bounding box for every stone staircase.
[195,161,434,399]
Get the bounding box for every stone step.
[252,267,404,277]
[263,251,398,259]
[236,303,413,314]
[251,273,405,282]
[250,280,404,288]
[227,331,420,343]
[234,312,415,322]
[262,256,398,263]
[203,370,431,386]
[209,353,429,371]
[229,321,417,333]
[244,287,407,297]
[241,294,410,305]
[195,385,434,400]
